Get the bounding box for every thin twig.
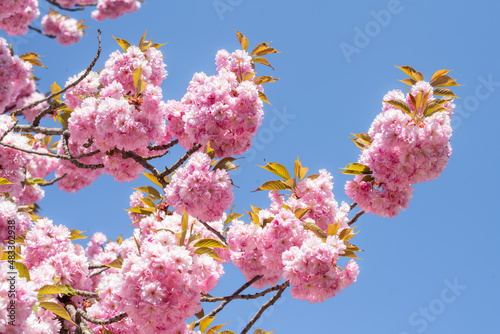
[88,264,109,270]
[159,143,202,179]
[14,124,66,136]
[201,280,289,302]
[15,30,102,123]
[347,210,365,226]
[240,280,290,334]
[349,202,357,212]
[148,138,179,151]
[46,0,96,11]
[76,310,128,325]
[61,296,94,334]
[0,120,18,142]
[89,267,110,278]
[39,173,66,186]
[144,150,170,160]
[28,25,55,38]
[195,275,263,328]
[120,149,161,175]
[0,142,66,159]
[73,289,98,299]
[198,220,226,245]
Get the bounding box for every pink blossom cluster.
[227,209,308,289]
[0,38,33,113]
[0,262,38,333]
[166,49,263,158]
[0,195,32,249]
[63,44,168,183]
[346,82,454,217]
[91,0,141,21]
[86,212,225,333]
[0,0,39,36]
[227,168,359,300]
[227,206,359,299]
[21,218,93,291]
[41,11,84,46]
[165,152,233,222]
[0,115,45,205]
[27,134,58,179]
[54,136,104,193]
[269,169,351,231]
[282,236,358,303]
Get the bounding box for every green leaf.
[39,302,75,325]
[20,52,47,68]
[382,99,412,116]
[258,91,272,105]
[38,284,75,296]
[430,75,460,87]
[50,81,62,102]
[194,247,223,261]
[124,206,156,215]
[433,87,458,98]
[398,78,416,86]
[235,29,249,51]
[339,163,372,175]
[423,99,450,117]
[251,42,282,57]
[193,238,228,249]
[224,212,244,226]
[294,206,312,220]
[139,197,156,208]
[138,30,152,52]
[253,76,280,85]
[111,35,131,52]
[257,161,290,180]
[0,177,12,185]
[252,180,289,192]
[254,329,276,334]
[340,250,361,259]
[328,222,340,236]
[294,157,308,180]
[303,222,327,240]
[207,322,230,334]
[69,229,88,240]
[252,57,274,70]
[142,173,164,188]
[179,209,189,246]
[430,69,451,82]
[133,235,141,256]
[213,157,239,172]
[13,262,30,281]
[200,316,216,332]
[219,331,238,334]
[132,186,162,200]
[395,65,422,81]
[104,256,123,269]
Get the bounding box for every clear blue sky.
[2,1,499,333]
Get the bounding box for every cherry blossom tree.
[0,2,460,334]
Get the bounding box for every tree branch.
[159,143,202,179]
[240,280,290,334]
[14,29,102,123]
[61,296,94,334]
[198,220,227,245]
[195,275,263,328]
[201,280,289,302]
[73,289,98,299]
[39,173,66,186]
[348,210,365,226]
[28,25,55,38]
[76,309,128,326]
[14,124,66,136]
[46,0,96,11]
[148,138,179,151]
